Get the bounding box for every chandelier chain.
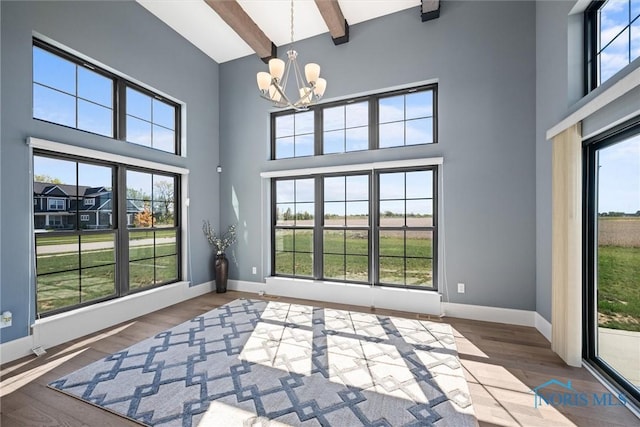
[290,0,294,46]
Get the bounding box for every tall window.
[34,153,180,316]
[273,178,315,277]
[33,39,181,154]
[271,167,437,290]
[585,0,640,91]
[271,85,437,159]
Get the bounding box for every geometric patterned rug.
[49,298,477,426]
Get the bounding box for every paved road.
[38,237,176,255]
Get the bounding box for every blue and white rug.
[49,298,477,426]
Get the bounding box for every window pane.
[295,111,314,134]
[324,254,344,280]
[152,125,175,153]
[405,118,433,145]
[346,101,368,128]
[78,67,112,107]
[275,229,294,253]
[129,231,154,261]
[406,200,432,226]
[599,0,628,48]
[296,179,315,202]
[126,87,151,120]
[324,177,345,201]
[81,265,116,302]
[406,258,432,287]
[294,252,313,276]
[345,230,368,255]
[379,230,404,256]
[379,256,403,285]
[600,28,630,84]
[276,115,294,137]
[380,173,404,200]
[129,261,155,290]
[324,202,345,226]
[156,255,178,283]
[294,229,313,252]
[324,230,344,254]
[324,130,344,154]
[380,201,404,226]
[276,204,295,225]
[345,127,368,152]
[324,106,344,131]
[78,100,112,137]
[295,203,314,225]
[379,122,405,148]
[276,180,295,202]
[406,171,432,198]
[295,134,314,157]
[406,91,432,119]
[346,201,368,226]
[127,171,152,228]
[379,95,404,123]
[633,0,640,20]
[406,231,433,258]
[34,84,76,127]
[153,99,175,130]
[632,19,640,61]
[153,176,175,226]
[127,116,152,147]
[37,271,80,314]
[276,137,294,159]
[36,235,79,275]
[276,251,294,275]
[345,255,368,282]
[156,230,177,256]
[346,175,369,200]
[79,162,113,229]
[33,46,75,94]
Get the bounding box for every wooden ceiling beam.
[421,0,440,22]
[204,0,276,62]
[314,0,349,45]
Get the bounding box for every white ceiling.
[136,0,421,63]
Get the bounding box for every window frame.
[32,38,182,155]
[270,165,438,291]
[33,150,182,317]
[584,0,640,92]
[270,84,438,160]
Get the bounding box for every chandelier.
[256,0,327,110]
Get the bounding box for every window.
[585,0,640,91]
[271,85,437,159]
[323,174,370,282]
[33,152,180,316]
[33,39,181,154]
[273,178,315,277]
[126,170,179,290]
[83,198,95,206]
[270,166,437,290]
[48,198,66,211]
[378,170,435,286]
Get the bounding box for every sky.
[597,133,640,213]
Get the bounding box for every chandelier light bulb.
[314,78,327,97]
[268,58,285,81]
[257,72,271,91]
[269,85,283,102]
[304,63,320,84]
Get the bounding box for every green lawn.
[598,245,640,331]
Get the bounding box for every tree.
[283,207,293,221]
[34,174,62,184]
[154,180,174,224]
[134,204,153,228]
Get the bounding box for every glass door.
[585,123,640,405]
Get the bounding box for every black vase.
[215,253,228,293]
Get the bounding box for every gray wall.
[220,1,537,311]
[0,1,220,343]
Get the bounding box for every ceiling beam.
[314,0,349,45]
[204,0,276,62]
[421,0,440,22]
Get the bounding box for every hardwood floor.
[1,291,638,426]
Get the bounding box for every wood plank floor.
[1,291,638,426]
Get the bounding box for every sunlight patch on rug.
[49,298,477,426]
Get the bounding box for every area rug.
[49,298,477,426]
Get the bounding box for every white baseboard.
[230,279,555,341]
[0,280,214,365]
[442,302,535,327]
[534,312,552,342]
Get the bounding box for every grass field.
[597,217,640,331]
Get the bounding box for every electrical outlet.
[457,283,465,293]
[252,266,257,275]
